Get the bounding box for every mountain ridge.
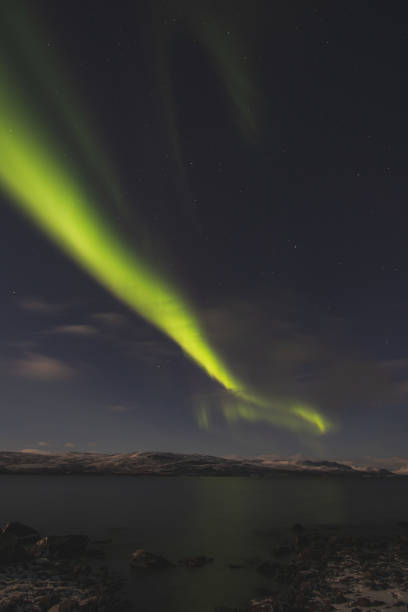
[0,450,402,477]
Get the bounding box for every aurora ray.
[0,56,333,435]
[0,1,129,222]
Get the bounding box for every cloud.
[37,441,49,447]
[92,312,128,327]
[52,324,98,336]
[14,353,75,381]
[109,405,132,413]
[64,442,76,449]
[91,311,177,365]
[19,297,67,315]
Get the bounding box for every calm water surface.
[1,474,408,611]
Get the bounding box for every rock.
[78,596,98,610]
[352,597,385,608]
[48,599,76,612]
[248,597,275,611]
[0,536,127,612]
[61,599,76,611]
[178,555,213,568]
[2,594,22,611]
[2,522,40,549]
[240,527,408,612]
[298,580,313,593]
[37,595,53,608]
[130,549,174,569]
[2,521,39,537]
[33,535,89,558]
[333,593,348,603]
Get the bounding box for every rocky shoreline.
[0,523,128,611]
[2,521,408,611]
[242,523,408,611]
[127,523,408,611]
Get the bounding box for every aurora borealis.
[1,0,408,457]
[0,6,331,435]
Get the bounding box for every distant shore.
[0,450,402,478]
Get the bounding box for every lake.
[1,474,408,611]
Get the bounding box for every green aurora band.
[0,2,129,222]
[0,60,333,435]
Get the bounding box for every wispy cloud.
[19,297,67,315]
[37,441,49,447]
[109,404,132,413]
[52,324,98,336]
[14,353,75,381]
[64,442,76,449]
[91,312,177,365]
[92,312,128,327]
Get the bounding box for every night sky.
[2,0,408,458]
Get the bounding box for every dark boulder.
[0,594,23,611]
[48,601,76,612]
[78,596,99,611]
[130,549,174,569]
[37,595,53,609]
[2,521,40,542]
[352,597,385,608]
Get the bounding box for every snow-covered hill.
[0,451,399,477]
